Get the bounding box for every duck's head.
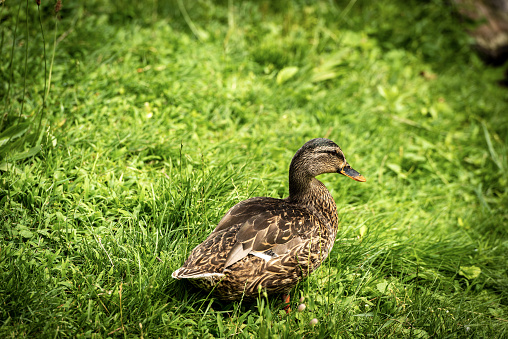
[291,138,366,182]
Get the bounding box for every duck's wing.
[221,199,310,268]
[173,198,312,278]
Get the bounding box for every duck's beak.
[339,165,366,182]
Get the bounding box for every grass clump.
[1,0,507,337]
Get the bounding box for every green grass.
[1,0,507,337]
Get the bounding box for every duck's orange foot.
[283,294,291,314]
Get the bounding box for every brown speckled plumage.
[172,138,366,300]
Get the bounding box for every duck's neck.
[289,174,332,207]
[288,168,338,231]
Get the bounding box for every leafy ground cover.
[1,0,507,337]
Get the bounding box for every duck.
[172,138,366,302]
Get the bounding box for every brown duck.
[172,138,366,301]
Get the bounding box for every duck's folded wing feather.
[175,198,311,278]
[223,206,309,268]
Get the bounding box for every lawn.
[1,0,507,337]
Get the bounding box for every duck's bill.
[339,166,366,182]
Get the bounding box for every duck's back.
[172,196,334,298]
[174,197,310,273]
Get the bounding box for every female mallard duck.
[172,138,366,301]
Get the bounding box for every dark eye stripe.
[322,149,345,161]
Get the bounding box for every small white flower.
[297,304,306,312]
[309,318,318,326]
